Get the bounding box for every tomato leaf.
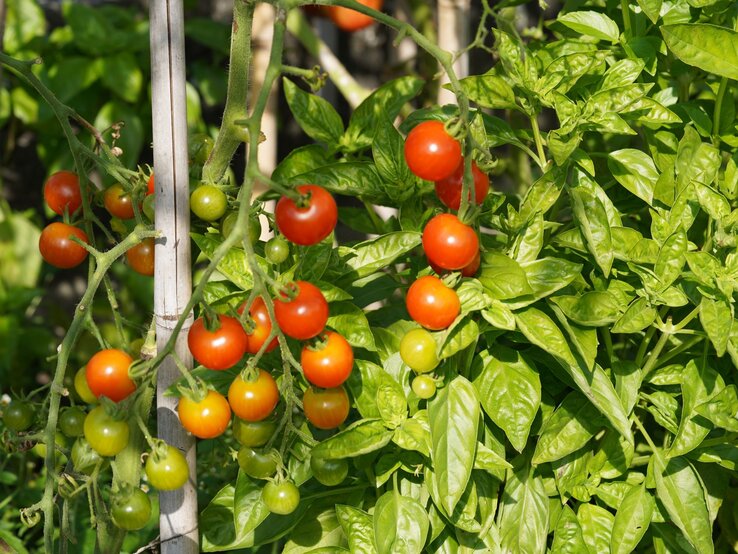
[372,491,429,554]
[283,78,344,145]
[311,419,394,459]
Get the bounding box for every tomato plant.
[85,349,136,403]
[3,400,34,432]
[302,386,349,430]
[238,297,278,354]
[399,328,439,374]
[434,160,490,210]
[187,314,248,370]
[237,447,278,479]
[265,236,289,264]
[44,170,82,215]
[177,390,231,439]
[327,0,382,31]
[403,120,462,181]
[125,238,155,276]
[111,489,152,531]
[38,222,89,269]
[58,407,86,438]
[83,406,130,457]
[273,281,329,340]
[422,213,478,270]
[406,275,460,330]
[74,366,98,404]
[103,184,135,220]
[227,370,279,422]
[232,418,276,447]
[145,444,189,490]
[190,184,227,221]
[262,480,300,515]
[300,331,353,388]
[310,455,348,486]
[275,184,337,246]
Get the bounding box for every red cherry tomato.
[177,390,231,439]
[44,170,82,215]
[238,297,278,354]
[275,185,338,246]
[188,315,248,370]
[273,281,329,341]
[104,184,135,220]
[430,249,480,278]
[147,173,155,196]
[327,0,383,31]
[228,370,279,422]
[39,222,89,269]
[126,238,155,276]
[406,275,460,330]
[301,331,353,388]
[85,349,136,403]
[303,386,350,430]
[404,121,462,182]
[434,161,490,210]
[422,214,478,270]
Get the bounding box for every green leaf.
[578,503,614,554]
[44,57,101,103]
[283,78,344,145]
[393,416,431,456]
[373,491,429,554]
[498,465,549,554]
[0,213,41,289]
[699,297,732,356]
[439,317,478,359]
[608,149,658,205]
[311,419,394,459]
[4,0,46,54]
[100,52,143,103]
[654,230,687,291]
[601,59,645,90]
[694,385,738,432]
[473,348,540,452]
[569,181,613,277]
[612,297,657,334]
[326,302,376,351]
[373,118,413,186]
[558,11,620,42]
[611,483,654,554]
[637,0,662,23]
[192,233,267,291]
[271,145,332,183]
[346,360,405,420]
[376,383,408,429]
[459,73,518,110]
[283,507,347,553]
[336,505,377,554]
[338,232,421,280]
[550,292,622,327]
[478,252,533,300]
[662,24,738,81]
[428,376,479,515]
[551,505,588,554]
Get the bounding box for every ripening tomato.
[126,238,155,276]
[412,375,437,399]
[406,275,460,330]
[145,444,189,490]
[302,386,349,430]
[238,297,278,355]
[177,390,231,439]
[228,370,279,422]
[404,120,462,182]
[75,366,98,404]
[238,446,278,479]
[429,249,480,278]
[83,406,130,457]
[44,170,82,215]
[327,0,382,31]
[310,455,348,486]
[399,328,439,374]
[39,222,89,269]
[85,349,136,403]
[112,488,152,531]
[146,173,155,195]
[104,184,135,219]
[190,184,227,222]
[262,480,300,515]
[301,331,353,388]
[232,418,276,447]
[434,160,490,210]
[273,281,329,340]
[275,185,337,246]
[187,314,248,370]
[422,214,478,270]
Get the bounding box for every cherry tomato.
[434,160,490,210]
[265,236,289,264]
[301,331,353,388]
[83,405,130,457]
[228,370,279,422]
[146,173,155,195]
[188,133,214,165]
[59,407,86,438]
[412,375,437,399]
[422,214,478,270]
[273,281,329,340]
[145,444,189,490]
[191,184,227,222]
[302,386,349,430]
[44,170,82,215]
[238,446,278,479]
[85,349,136,403]
[3,400,34,432]
[177,390,231,439]
[188,314,248,370]
[399,329,439,374]
[126,238,155,276]
[327,0,383,31]
[232,418,276,447]
[71,437,104,474]
[221,212,261,244]
[104,184,135,219]
[112,488,152,531]
[262,480,300,515]
[39,222,89,269]
[429,249,481,278]
[404,120,462,182]
[275,185,337,246]
[238,297,278,355]
[406,275,460,330]
[74,367,98,404]
[310,455,348,486]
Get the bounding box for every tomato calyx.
[276,281,300,303]
[178,377,211,404]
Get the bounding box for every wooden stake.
[437,0,470,105]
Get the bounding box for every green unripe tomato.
[145,444,189,490]
[59,407,86,438]
[3,400,34,432]
[265,237,289,264]
[111,488,152,531]
[221,212,261,245]
[191,185,227,222]
[232,418,277,447]
[399,328,439,373]
[262,480,300,515]
[74,367,98,404]
[188,133,214,165]
[237,447,278,479]
[310,456,348,486]
[412,375,437,399]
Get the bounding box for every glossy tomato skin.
[145,444,189,490]
[404,121,462,182]
[74,367,98,404]
[39,222,89,269]
[327,0,382,31]
[422,214,478,270]
[238,297,278,355]
[146,173,155,196]
[104,184,135,219]
[430,249,481,278]
[112,489,152,531]
[187,315,248,370]
[3,400,34,432]
[126,238,155,276]
[265,237,289,264]
[85,349,136,403]
[262,481,300,515]
[44,170,82,215]
[238,446,278,479]
[303,386,350,430]
[232,418,276,447]
[400,329,439,374]
[310,456,348,486]
[190,184,227,222]
[228,370,279,422]
[59,407,86,438]
[406,275,460,330]
[83,406,130,457]
[177,390,231,439]
[434,161,490,210]
[273,281,329,340]
[412,375,437,399]
[275,185,337,246]
[301,331,353,388]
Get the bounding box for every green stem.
[632,412,657,452]
[620,0,632,38]
[530,113,547,168]
[641,327,671,378]
[713,77,728,139]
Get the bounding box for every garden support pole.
[437,0,469,105]
[149,0,198,552]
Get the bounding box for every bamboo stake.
[437,0,470,105]
[149,0,198,551]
